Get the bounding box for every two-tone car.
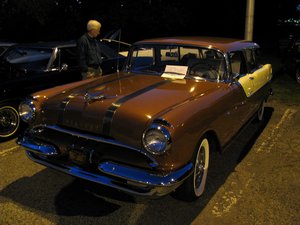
[17,37,272,201]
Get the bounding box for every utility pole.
[244,0,255,41]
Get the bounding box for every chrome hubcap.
[195,147,205,188]
[0,107,19,136]
[194,138,209,197]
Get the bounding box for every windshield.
[126,45,226,81]
[2,47,52,70]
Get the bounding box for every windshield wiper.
[164,71,186,75]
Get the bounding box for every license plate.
[69,147,91,166]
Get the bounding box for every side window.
[229,51,247,75]
[52,48,78,70]
[187,49,226,80]
[244,48,260,73]
[130,47,154,69]
[179,47,200,65]
[60,48,78,68]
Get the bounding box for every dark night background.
[0,0,300,52]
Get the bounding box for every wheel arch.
[0,97,24,107]
[203,130,221,154]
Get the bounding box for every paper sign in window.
[161,65,188,79]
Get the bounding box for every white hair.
[87,20,101,31]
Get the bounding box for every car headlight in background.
[142,123,172,155]
[19,100,36,123]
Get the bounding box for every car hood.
[40,73,217,146]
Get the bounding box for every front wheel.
[174,137,210,201]
[0,105,20,141]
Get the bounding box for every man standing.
[78,20,103,79]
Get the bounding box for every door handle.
[249,76,254,80]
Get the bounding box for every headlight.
[142,124,171,155]
[19,100,36,123]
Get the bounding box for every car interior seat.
[181,53,197,66]
[230,53,241,74]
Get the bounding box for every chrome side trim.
[99,161,193,187]
[17,137,58,156]
[25,151,193,196]
[45,125,159,168]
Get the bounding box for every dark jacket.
[77,33,102,72]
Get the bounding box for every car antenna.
[116,29,121,73]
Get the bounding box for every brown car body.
[18,37,272,200]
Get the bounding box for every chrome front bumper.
[17,136,193,196]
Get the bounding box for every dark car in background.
[282,35,300,83]
[0,39,130,141]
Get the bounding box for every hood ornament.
[84,91,116,104]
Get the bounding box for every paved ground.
[0,69,299,225]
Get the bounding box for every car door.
[248,65,272,95]
[52,47,81,83]
[229,50,257,125]
[243,48,272,109]
[41,46,81,88]
[234,48,272,123]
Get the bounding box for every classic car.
[282,34,300,83]
[17,37,272,201]
[0,39,130,141]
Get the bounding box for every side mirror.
[61,63,68,71]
